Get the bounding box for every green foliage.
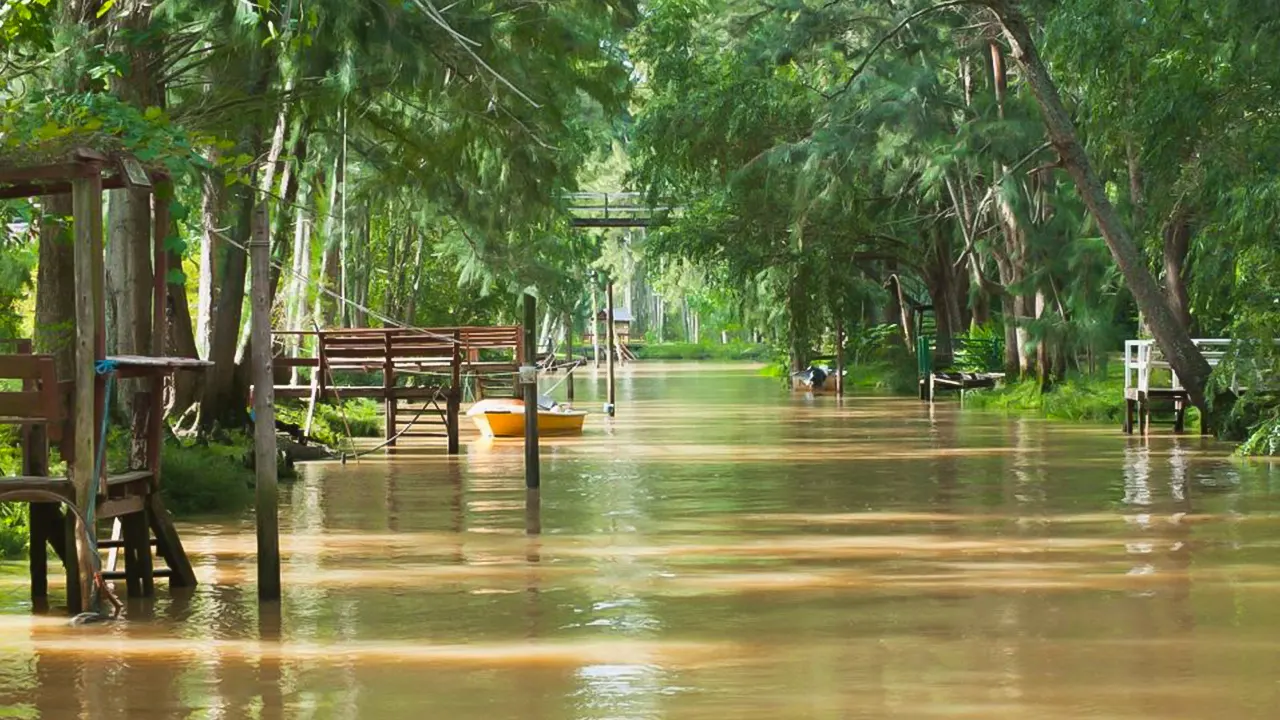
[276,399,383,450]
[1238,417,1280,457]
[0,503,27,559]
[158,441,254,517]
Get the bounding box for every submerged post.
[606,280,616,416]
[250,203,281,601]
[564,311,575,403]
[523,293,541,489]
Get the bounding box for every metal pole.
[250,203,281,601]
[523,293,541,489]
[606,280,616,416]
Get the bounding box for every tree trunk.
[405,226,424,325]
[986,0,1212,410]
[105,188,152,435]
[105,0,159,445]
[197,149,222,359]
[36,196,76,377]
[385,215,399,318]
[200,189,252,429]
[1127,141,1146,232]
[1162,209,1193,333]
[886,270,912,354]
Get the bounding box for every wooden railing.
[1124,339,1233,396]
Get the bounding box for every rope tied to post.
[83,359,123,619]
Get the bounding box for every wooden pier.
[1123,339,1230,434]
[0,148,205,612]
[268,325,523,451]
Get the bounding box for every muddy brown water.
[2,362,1279,719]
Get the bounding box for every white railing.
[1124,338,1234,394]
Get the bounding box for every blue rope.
[84,359,119,613]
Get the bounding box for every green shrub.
[276,398,383,449]
[0,503,27,559]
[1238,416,1280,456]
[159,441,254,517]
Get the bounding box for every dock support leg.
[1174,400,1186,434]
[123,512,142,598]
[122,509,153,597]
[383,333,396,449]
[62,509,82,614]
[148,493,196,588]
[1123,398,1134,434]
[1140,397,1151,436]
[448,331,461,455]
[28,503,49,600]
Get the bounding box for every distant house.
[591,307,633,345]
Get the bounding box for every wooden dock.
[267,326,524,451]
[1123,339,1233,434]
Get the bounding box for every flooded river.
[3,362,1280,718]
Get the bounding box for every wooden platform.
[921,372,1004,402]
[1122,339,1230,435]
[267,326,525,452]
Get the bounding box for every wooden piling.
[591,283,600,368]
[71,172,100,613]
[606,280,616,416]
[249,203,281,601]
[835,319,845,398]
[383,331,396,448]
[448,330,461,454]
[523,294,541,489]
[564,311,575,403]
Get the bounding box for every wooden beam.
[0,175,128,200]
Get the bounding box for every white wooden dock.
[1122,339,1230,434]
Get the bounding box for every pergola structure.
[0,146,205,613]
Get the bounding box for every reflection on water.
[2,362,1280,718]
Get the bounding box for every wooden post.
[564,311,575,403]
[70,171,100,613]
[835,319,845,398]
[383,330,396,448]
[523,293,541,490]
[448,330,461,454]
[250,203,281,601]
[22,372,50,599]
[591,283,600,368]
[149,181,169,475]
[606,280,616,416]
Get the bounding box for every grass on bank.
[632,341,775,362]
